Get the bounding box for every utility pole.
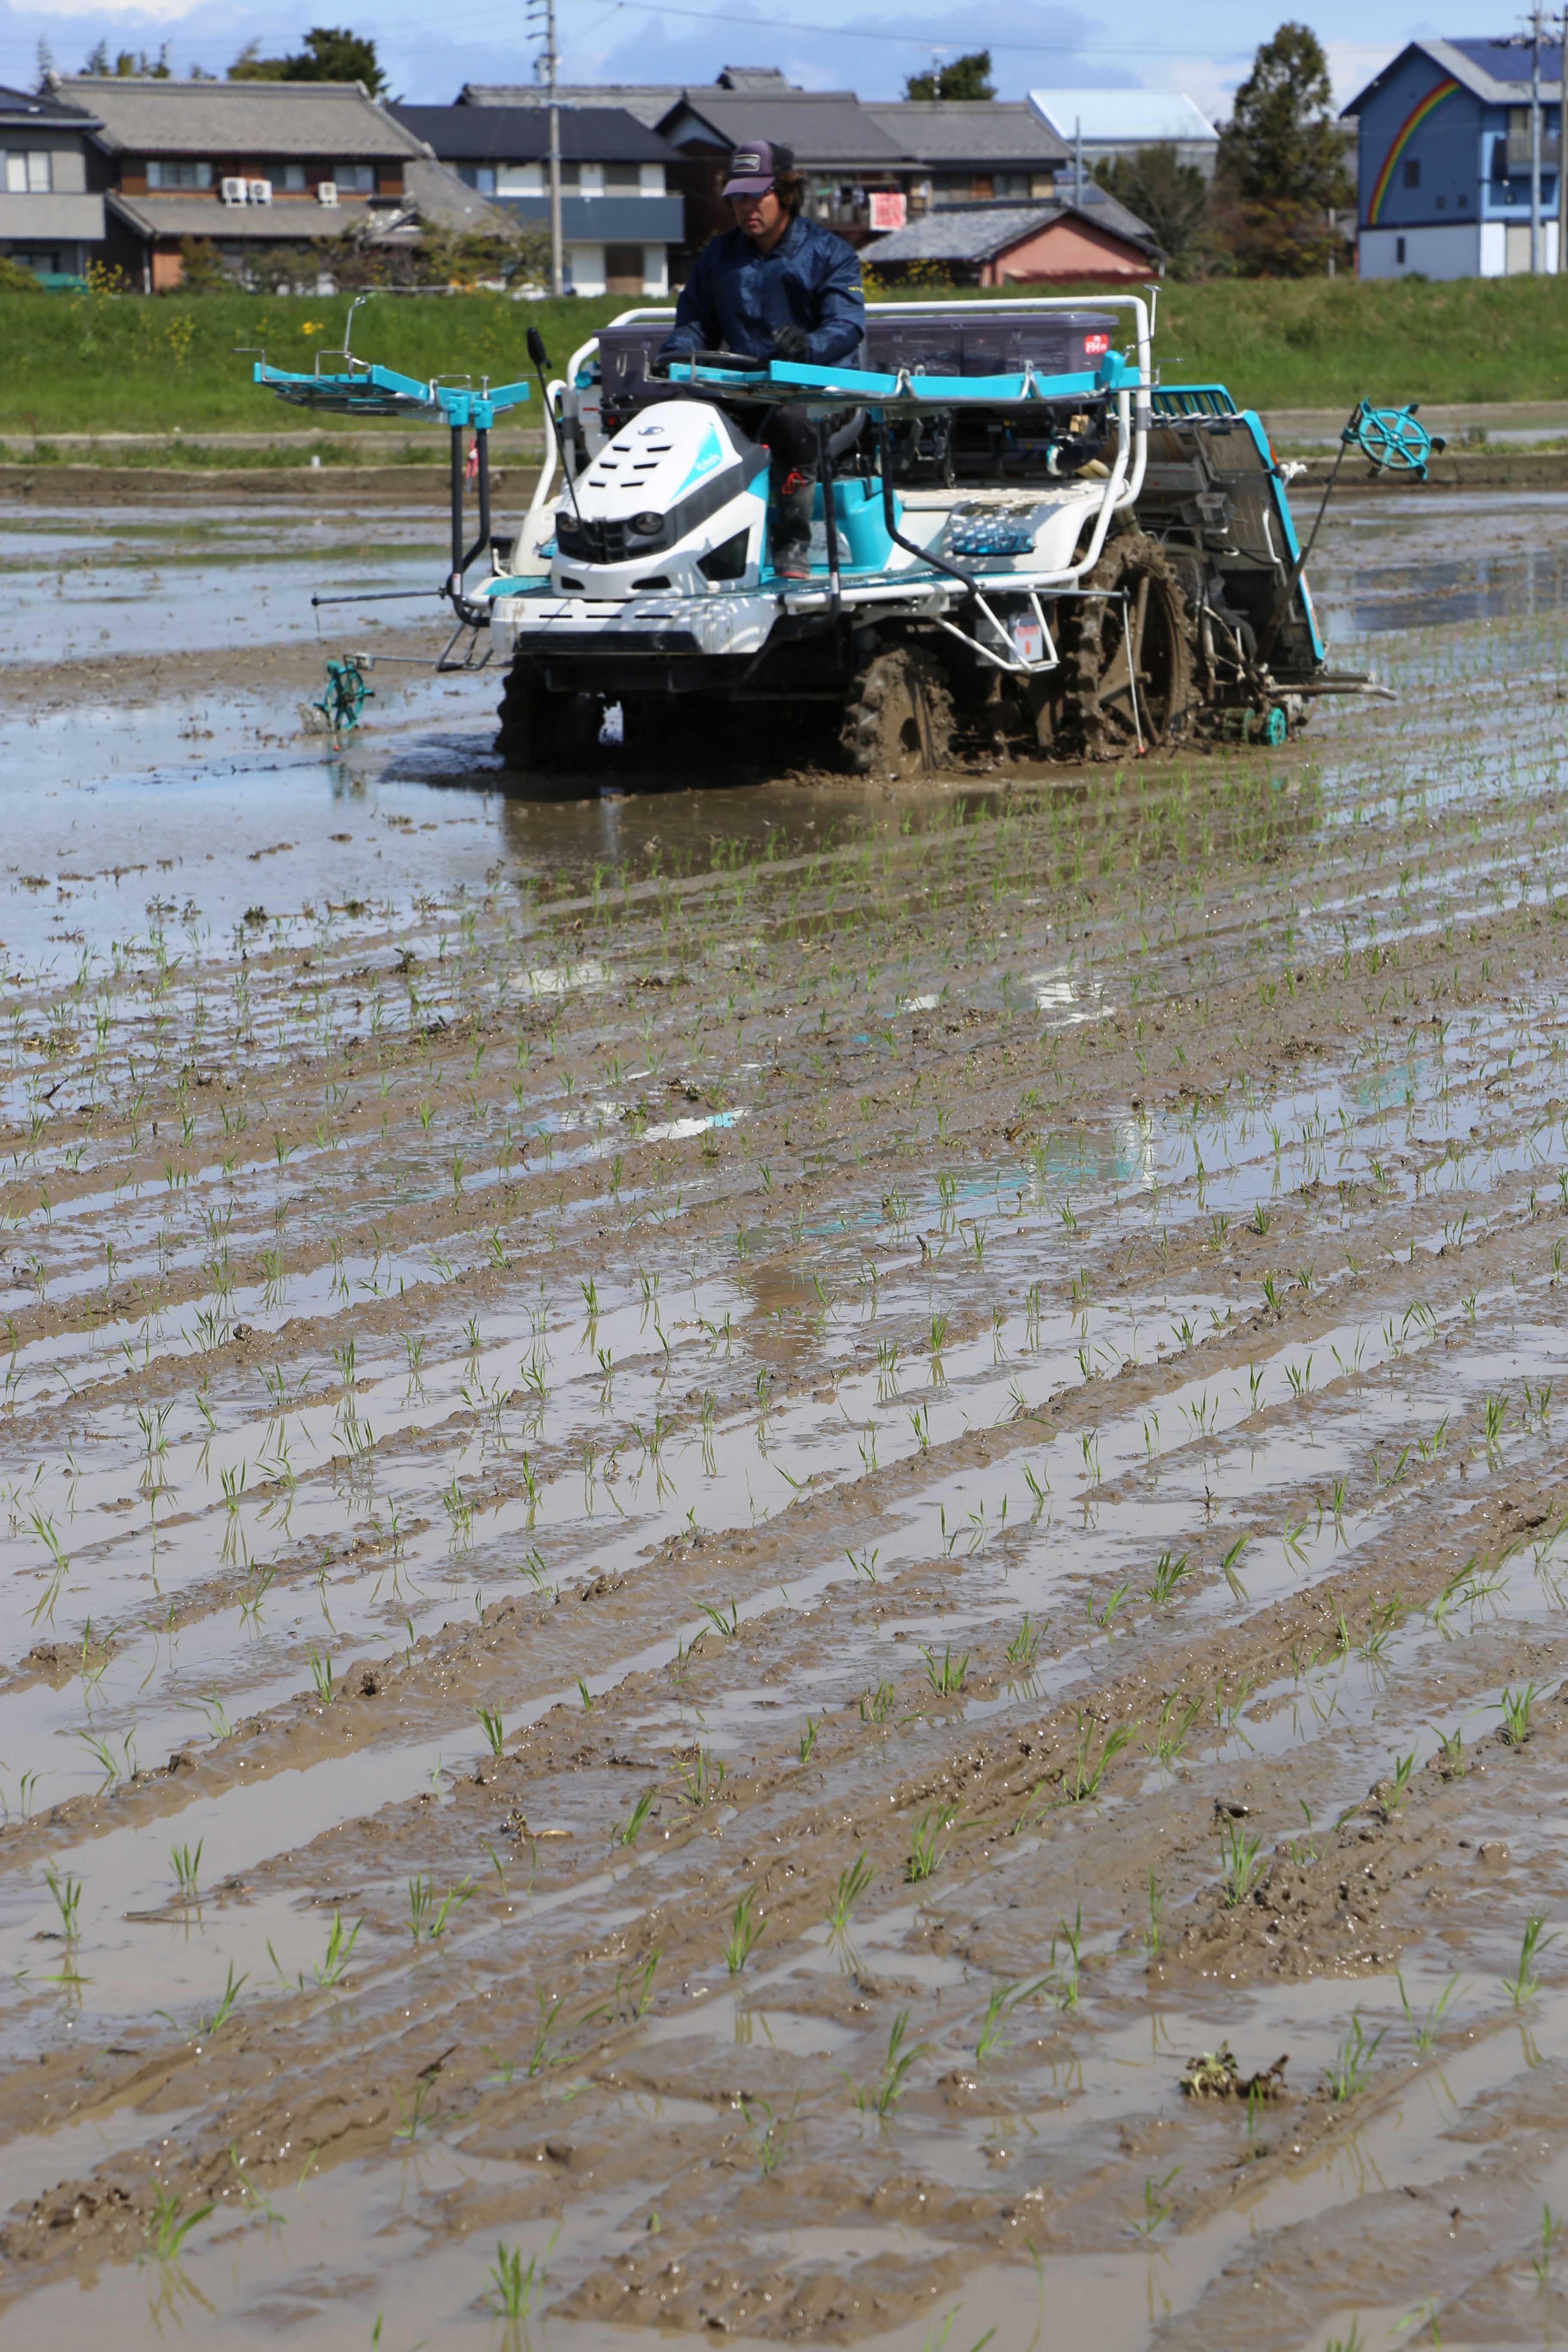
[1531,0,1544,273]
[527,0,563,295]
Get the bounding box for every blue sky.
[2,0,1422,121]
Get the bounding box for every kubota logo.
[1084,333,1111,356]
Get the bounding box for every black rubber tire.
[1060,533,1197,761]
[494,662,604,792]
[494,660,553,775]
[838,642,954,779]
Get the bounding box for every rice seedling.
[170,1842,202,1899]
[1147,1548,1191,1605]
[475,1703,505,1758]
[1530,2204,1563,2288]
[798,1715,819,1765]
[308,1648,334,1704]
[614,1788,656,1847]
[1218,1817,1267,1906]
[1090,1582,1131,1634]
[826,1850,874,1942]
[407,1874,473,1942]
[526,1990,564,2077]
[203,1961,247,2037]
[678,1747,725,1806]
[312,1909,361,1990]
[855,2009,926,2119]
[484,2231,556,2321]
[1396,1969,1462,2053]
[1385,1751,1417,1813]
[1060,1714,1133,1805]
[1326,2012,1384,2099]
[1220,1533,1250,1600]
[44,1865,81,1938]
[697,1596,739,1638]
[1005,1614,1044,1670]
[1130,2164,1181,2237]
[860,1681,896,1724]
[906,1803,956,1883]
[975,1975,1049,2065]
[741,2094,796,2175]
[1504,1914,1556,2007]
[724,1886,764,1975]
[922,1642,968,1698]
[847,1546,879,1584]
[143,2186,214,2266]
[1499,1683,1539,1746]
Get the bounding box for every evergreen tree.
[904,50,995,102]
[230,28,387,96]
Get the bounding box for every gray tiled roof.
[2,82,99,128]
[55,76,424,159]
[393,103,675,161]
[866,192,1156,263]
[107,190,386,240]
[863,101,1068,168]
[662,89,909,167]
[458,83,686,129]
[393,158,527,235]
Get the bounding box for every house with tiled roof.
[50,74,431,289]
[0,82,104,281]
[1344,37,1567,277]
[865,186,1161,284]
[393,102,682,293]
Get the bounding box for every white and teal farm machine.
[254,294,1438,780]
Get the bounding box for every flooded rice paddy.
[2,480,1568,2349]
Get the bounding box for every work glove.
[772,324,812,362]
[648,351,673,378]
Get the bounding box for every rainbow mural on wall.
[1367,76,1460,222]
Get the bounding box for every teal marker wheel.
[314,654,374,737]
[1345,402,1445,482]
[1241,704,1288,746]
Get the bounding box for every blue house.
[1345,38,1563,277]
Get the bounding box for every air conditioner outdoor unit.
[220,177,248,205]
[317,181,338,207]
[248,178,273,204]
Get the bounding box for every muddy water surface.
[2,483,1568,2350]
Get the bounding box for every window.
[334,162,374,192]
[279,162,306,192]
[474,165,495,195]
[5,150,52,192]
[639,162,665,196]
[579,162,605,196]
[1403,157,1420,188]
[496,162,543,196]
[147,159,211,189]
[1396,235,1406,263]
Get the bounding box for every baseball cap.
[722,138,793,198]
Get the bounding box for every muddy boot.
[771,469,816,579]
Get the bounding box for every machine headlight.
[631,510,663,536]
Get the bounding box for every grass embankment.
[5,274,1568,443]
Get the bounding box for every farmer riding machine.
[484,291,1377,778]
[252,294,1424,774]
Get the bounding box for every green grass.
[7,274,1568,439]
[0,287,627,437]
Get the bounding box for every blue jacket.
[661,214,864,368]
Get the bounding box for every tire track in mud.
[3,590,1568,2344]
